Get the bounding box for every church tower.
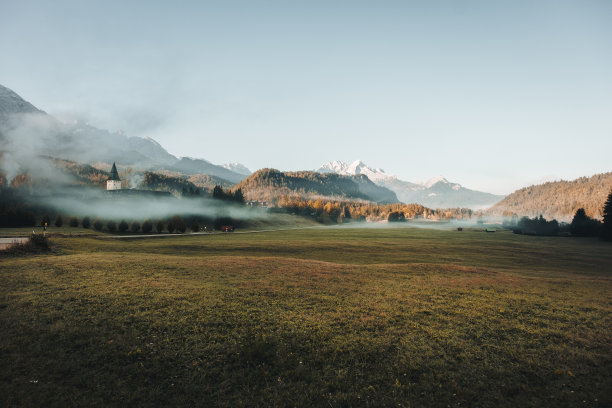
[106,162,122,190]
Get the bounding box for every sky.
[1,0,611,194]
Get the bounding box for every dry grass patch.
[1,228,611,407]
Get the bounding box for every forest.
[489,172,612,221]
[274,195,474,223]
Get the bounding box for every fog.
[23,186,267,223]
[0,111,166,187]
[0,112,267,222]
[334,218,500,231]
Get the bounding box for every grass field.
[1,226,611,407]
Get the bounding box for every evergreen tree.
[107,220,117,232]
[602,189,612,241]
[118,220,129,233]
[69,216,79,227]
[212,185,226,200]
[167,220,176,233]
[170,215,186,233]
[155,220,164,233]
[142,219,153,233]
[82,216,91,229]
[191,220,200,233]
[54,215,63,228]
[93,219,103,231]
[571,208,601,237]
[233,188,245,204]
[131,221,141,233]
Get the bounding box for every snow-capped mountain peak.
[221,162,252,176]
[315,159,503,209]
[423,175,449,188]
[317,160,396,183]
[317,160,350,174]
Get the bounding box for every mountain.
[317,160,503,208]
[406,177,504,209]
[235,169,399,204]
[317,160,397,184]
[0,85,45,118]
[488,172,612,222]
[0,84,247,183]
[222,162,252,176]
[167,157,246,183]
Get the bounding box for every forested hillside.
[141,172,202,196]
[234,169,398,204]
[488,172,612,221]
[0,156,110,188]
[187,174,235,194]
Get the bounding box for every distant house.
[246,200,268,208]
[220,225,234,232]
[106,162,122,190]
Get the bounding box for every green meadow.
[1,226,611,407]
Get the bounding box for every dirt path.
[102,226,321,239]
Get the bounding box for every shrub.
[69,216,79,227]
[118,220,129,233]
[54,215,63,228]
[93,219,103,231]
[131,221,140,233]
[28,233,50,249]
[107,220,117,232]
[155,220,164,233]
[82,217,91,229]
[142,219,153,233]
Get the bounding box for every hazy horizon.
[2,0,611,195]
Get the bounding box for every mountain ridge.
[317,160,503,209]
[0,84,249,183]
[235,168,399,204]
[487,172,612,222]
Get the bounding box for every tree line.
[275,195,474,224]
[212,185,245,203]
[503,188,612,240]
[36,214,240,233]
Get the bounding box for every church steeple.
[108,162,120,181]
[106,162,122,190]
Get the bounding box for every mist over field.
[4,182,265,224]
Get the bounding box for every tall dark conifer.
[233,188,245,204]
[602,189,612,241]
[212,185,225,200]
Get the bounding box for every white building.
[106,162,122,190]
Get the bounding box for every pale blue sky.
[1,0,611,194]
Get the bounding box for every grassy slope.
[1,227,611,407]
